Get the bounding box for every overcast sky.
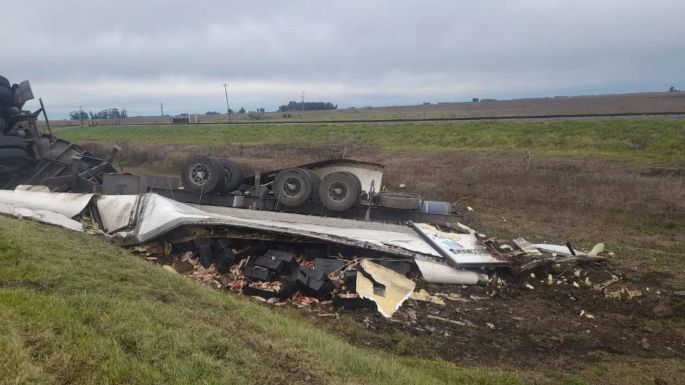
[2,0,684,118]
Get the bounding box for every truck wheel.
[273,168,312,207]
[318,172,361,212]
[218,159,244,193]
[181,155,224,193]
[0,86,13,107]
[0,136,29,150]
[378,192,422,210]
[0,148,30,176]
[302,169,321,201]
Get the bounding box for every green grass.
[0,216,521,385]
[59,119,685,164]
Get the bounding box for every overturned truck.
[0,76,117,192]
[104,157,466,224]
[0,74,465,225]
[0,75,616,319]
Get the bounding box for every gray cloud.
[2,0,683,117]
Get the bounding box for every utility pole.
[160,103,164,117]
[78,105,84,128]
[301,91,305,111]
[222,83,230,121]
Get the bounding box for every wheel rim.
[189,163,211,186]
[282,177,302,197]
[328,181,349,202]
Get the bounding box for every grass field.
[59,119,685,164]
[0,216,522,385]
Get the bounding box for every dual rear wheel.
[274,169,360,211]
[181,156,244,194]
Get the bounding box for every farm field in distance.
[60,119,685,163]
[49,90,685,125]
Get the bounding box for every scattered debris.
[355,259,416,318]
[427,314,466,326]
[0,187,645,321]
[411,289,446,306]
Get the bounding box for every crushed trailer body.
[111,193,440,258]
[0,186,619,318]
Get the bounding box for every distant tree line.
[69,111,89,120]
[278,101,337,112]
[70,108,127,120]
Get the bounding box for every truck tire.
[218,159,244,193]
[0,136,29,150]
[302,169,321,201]
[273,168,312,207]
[0,76,9,88]
[0,148,30,176]
[378,192,422,210]
[181,155,224,193]
[318,172,361,212]
[0,86,13,107]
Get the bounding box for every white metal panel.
[96,195,138,232]
[0,188,93,217]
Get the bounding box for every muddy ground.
[307,268,685,380]
[86,141,685,383]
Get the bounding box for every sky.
[2,0,684,118]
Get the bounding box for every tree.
[69,111,88,120]
[278,101,337,112]
[238,107,246,114]
[90,108,124,119]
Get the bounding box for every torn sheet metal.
[514,238,605,257]
[514,238,576,256]
[0,189,441,259]
[96,194,137,233]
[356,259,416,318]
[0,188,93,218]
[414,257,488,285]
[0,201,83,231]
[114,193,439,258]
[410,222,510,267]
[190,203,439,257]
